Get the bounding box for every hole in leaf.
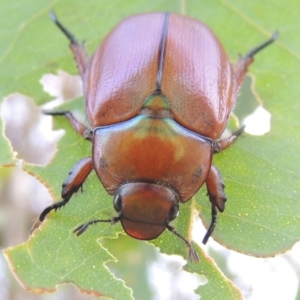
[148,252,205,299]
[40,70,82,110]
[234,75,271,135]
[1,71,83,166]
[1,94,64,165]
[103,234,205,299]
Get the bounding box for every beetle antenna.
[73,217,120,236]
[166,225,199,262]
[244,31,279,59]
[50,10,79,45]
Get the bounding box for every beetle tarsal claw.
[39,198,70,221]
[50,11,79,45]
[73,224,88,236]
[166,225,198,262]
[187,245,199,262]
[245,31,279,59]
[202,205,218,244]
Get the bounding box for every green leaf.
[1,0,299,299]
[193,0,300,256]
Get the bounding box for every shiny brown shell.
[84,13,234,139]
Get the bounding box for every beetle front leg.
[39,157,93,221]
[50,11,89,78]
[44,110,93,141]
[233,32,278,89]
[202,165,226,244]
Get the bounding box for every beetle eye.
[169,204,179,221]
[113,193,123,212]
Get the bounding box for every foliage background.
[0,0,299,299]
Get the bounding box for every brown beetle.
[40,12,277,261]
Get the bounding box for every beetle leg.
[202,205,218,244]
[233,32,278,88]
[213,126,245,153]
[167,225,199,262]
[39,157,93,221]
[202,165,226,244]
[50,11,89,78]
[43,110,93,141]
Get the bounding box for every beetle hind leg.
[202,165,227,244]
[50,11,89,77]
[234,32,278,89]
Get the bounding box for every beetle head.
[113,182,179,240]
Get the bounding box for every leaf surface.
[1,0,299,299]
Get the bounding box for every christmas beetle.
[40,12,277,261]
